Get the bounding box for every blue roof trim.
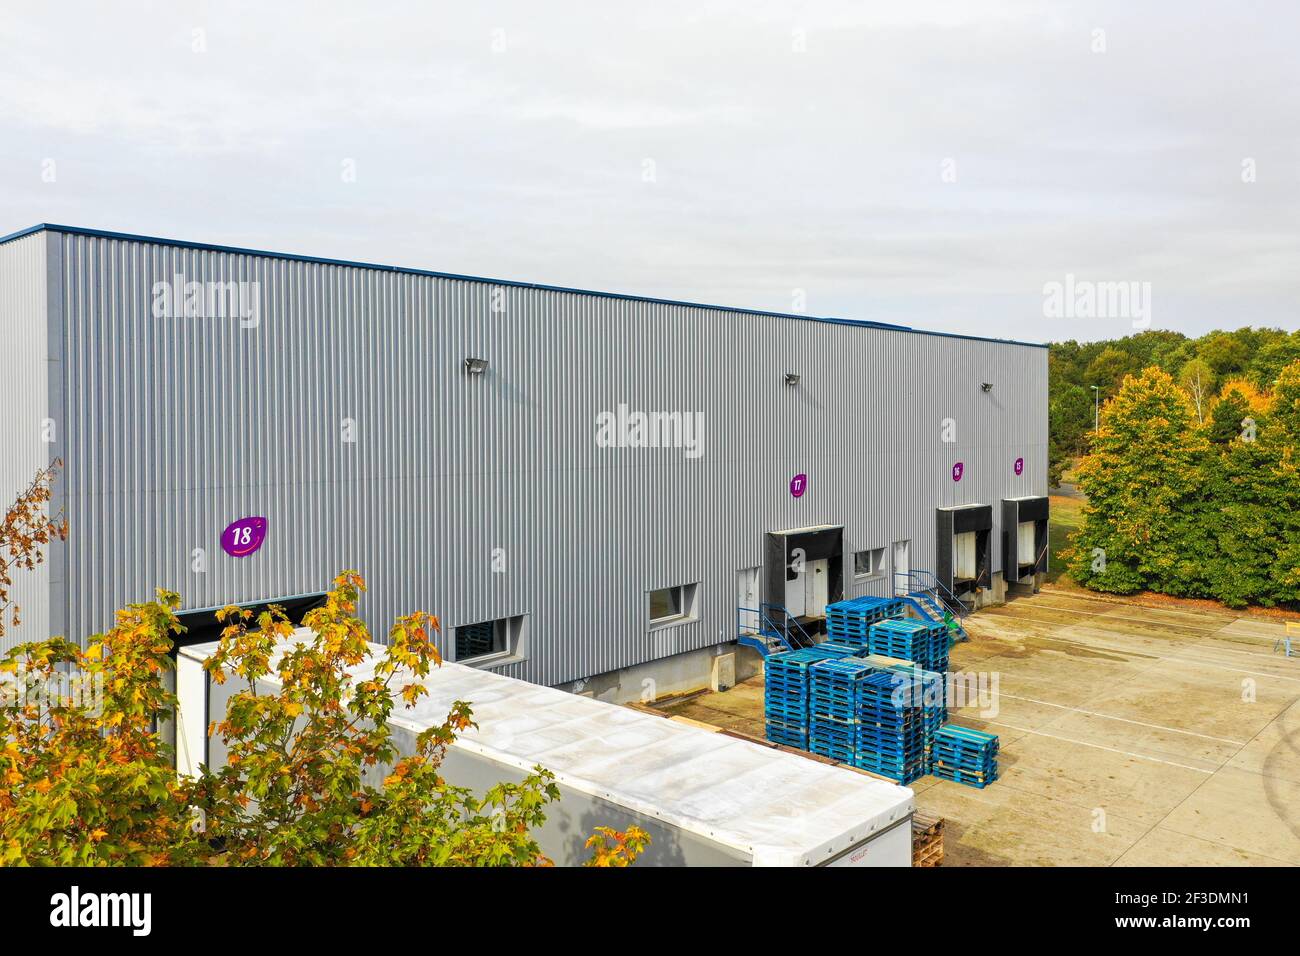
[0,223,1048,350]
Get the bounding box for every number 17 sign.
[222,516,268,558]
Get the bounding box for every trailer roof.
[2,221,1046,350]
[182,634,914,866]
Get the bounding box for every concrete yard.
[654,588,1300,866]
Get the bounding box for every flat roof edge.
[2,222,1048,350]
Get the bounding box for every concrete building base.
[559,642,765,705]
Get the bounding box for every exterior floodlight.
[980,382,993,393]
[785,373,800,386]
[465,357,489,375]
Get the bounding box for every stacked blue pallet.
[853,670,928,784]
[868,618,950,673]
[819,640,861,657]
[764,646,847,748]
[826,596,906,649]
[931,724,1000,788]
[809,658,876,763]
[890,665,947,771]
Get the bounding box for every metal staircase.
[736,571,971,657]
[895,570,971,643]
[737,603,817,656]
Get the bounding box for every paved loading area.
[655,588,1300,866]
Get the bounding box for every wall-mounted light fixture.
[464,357,489,375]
[980,382,994,393]
[785,373,801,386]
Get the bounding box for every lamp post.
[1090,385,1100,433]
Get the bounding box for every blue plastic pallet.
[810,722,858,743]
[854,757,927,784]
[931,752,997,767]
[765,709,810,724]
[932,736,999,755]
[809,738,855,762]
[855,738,925,759]
[933,725,1000,753]
[931,764,999,788]
[766,728,809,749]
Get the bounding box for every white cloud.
[2,0,1298,342]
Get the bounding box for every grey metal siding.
[0,233,52,651]
[42,228,1046,686]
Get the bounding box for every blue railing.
[736,603,817,654]
[894,569,970,619]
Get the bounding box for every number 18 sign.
[222,516,268,558]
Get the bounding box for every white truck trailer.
[175,632,915,866]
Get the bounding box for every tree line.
[1062,358,1300,609]
[1049,327,1300,486]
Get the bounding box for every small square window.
[854,547,887,580]
[648,584,698,628]
[454,615,526,665]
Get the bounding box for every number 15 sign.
[222,516,268,558]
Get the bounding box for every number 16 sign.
[222,516,268,558]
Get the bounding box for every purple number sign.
[790,473,807,498]
[952,462,964,482]
[1014,457,1024,476]
[221,516,268,558]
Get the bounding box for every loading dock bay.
[656,587,1300,866]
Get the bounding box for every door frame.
[892,540,911,595]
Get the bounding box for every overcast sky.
[3,1,1297,343]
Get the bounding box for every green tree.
[0,597,204,865]
[1083,346,1140,392]
[1199,387,1278,606]
[1048,383,1093,485]
[1197,331,1250,379]
[2,572,649,867]
[1270,359,1300,440]
[1267,362,1300,604]
[195,572,570,866]
[1067,367,1209,595]
[1206,382,1254,445]
[1178,358,1216,424]
[1249,331,1300,389]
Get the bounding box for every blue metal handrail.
[894,569,970,619]
[736,603,817,653]
[760,602,817,649]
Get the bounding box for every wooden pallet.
[911,810,945,867]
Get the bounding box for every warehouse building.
[0,224,1048,700]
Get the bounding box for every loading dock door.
[954,532,978,582]
[786,561,805,617]
[937,504,993,594]
[766,526,845,623]
[1002,497,1049,583]
[785,557,829,619]
[1017,521,1036,565]
[807,559,829,618]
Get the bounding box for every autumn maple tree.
[1,557,648,865]
[0,461,67,640]
[189,571,645,866]
[0,593,203,865]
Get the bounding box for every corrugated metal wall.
[0,233,52,651]
[39,228,1046,686]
